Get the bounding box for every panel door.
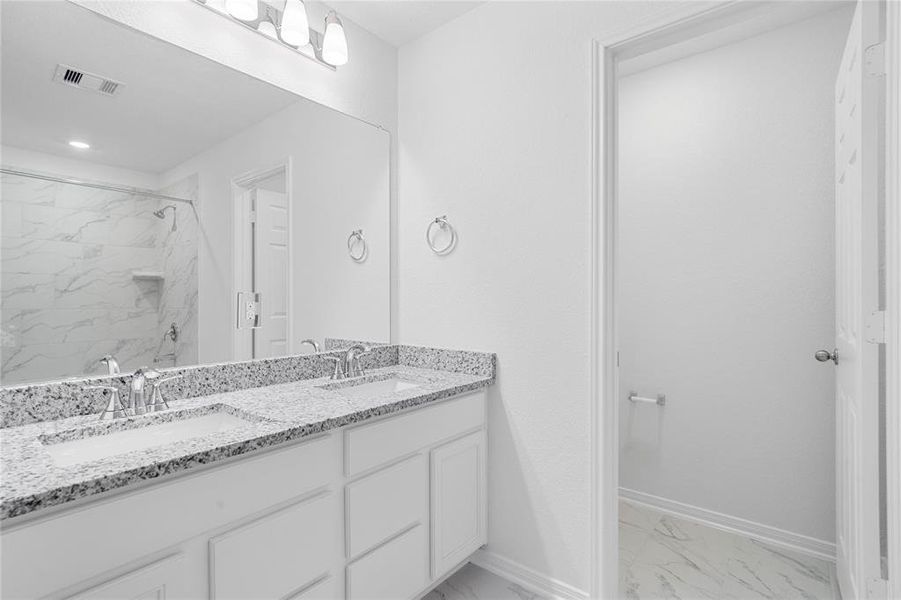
[834,2,885,597]
[430,430,487,579]
[64,554,186,600]
[252,188,289,358]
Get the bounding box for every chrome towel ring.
[426,215,457,255]
[347,229,367,262]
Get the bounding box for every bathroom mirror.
[0,1,390,386]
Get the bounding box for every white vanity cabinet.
[0,390,487,600]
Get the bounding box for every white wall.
[70,0,397,131]
[617,8,853,544]
[71,0,401,337]
[0,146,160,189]
[397,1,720,592]
[162,98,390,363]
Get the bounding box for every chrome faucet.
[99,355,120,375]
[300,338,321,353]
[323,345,370,380]
[93,367,182,420]
[127,368,150,416]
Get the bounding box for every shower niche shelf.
[131,271,165,282]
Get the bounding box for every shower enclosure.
[0,169,199,384]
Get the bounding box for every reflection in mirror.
[0,1,390,386]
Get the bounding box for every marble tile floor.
[422,563,550,600]
[619,500,838,600]
[421,501,837,600]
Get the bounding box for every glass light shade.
[226,0,257,21]
[258,20,278,38]
[280,0,309,47]
[322,11,348,66]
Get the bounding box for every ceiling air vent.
[52,64,124,97]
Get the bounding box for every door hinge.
[865,42,886,77]
[866,576,888,599]
[865,310,887,344]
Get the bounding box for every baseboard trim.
[469,550,589,600]
[619,487,836,562]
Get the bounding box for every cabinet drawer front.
[286,575,341,600]
[346,525,427,600]
[344,391,485,476]
[210,492,337,600]
[346,454,427,559]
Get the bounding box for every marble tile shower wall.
[0,172,198,385]
[155,175,199,369]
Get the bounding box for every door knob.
[815,349,839,365]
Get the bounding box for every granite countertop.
[1,364,492,521]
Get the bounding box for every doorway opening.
[590,2,897,598]
[232,163,292,361]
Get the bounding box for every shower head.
[153,205,177,231]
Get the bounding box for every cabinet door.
[430,431,486,578]
[65,553,185,600]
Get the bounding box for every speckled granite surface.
[322,338,389,351]
[0,346,495,521]
[0,344,494,428]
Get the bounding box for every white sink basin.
[42,410,252,467]
[332,377,420,398]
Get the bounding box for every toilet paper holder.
[628,391,666,406]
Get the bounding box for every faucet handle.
[147,374,182,412]
[99,355,120,375]
[86,385,127,420]
[353,347,371,377]
[322,355,344,380]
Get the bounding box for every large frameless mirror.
[0,1,390,386]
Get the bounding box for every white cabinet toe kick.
[0,390,487,600]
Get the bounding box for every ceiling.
[323,1,483,46]
[1,1,301,174]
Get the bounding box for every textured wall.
[161,99,390,363]
[617,8,853,543]
[397,1,715,592]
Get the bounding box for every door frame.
[230,159,294,361]
[589,3,901,598]
[885,3,901,598]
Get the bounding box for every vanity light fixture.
[68,140,90,150]
[321,11,348,66]
[257,19,278,38]
[194,0,348,69]
[280,0,310,47]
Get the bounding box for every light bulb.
[68,140,90,149]
[322,11,348,66]
[258,20,278,38]
[280,0,309,47]
[226,0,257,21]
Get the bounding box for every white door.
[834,1,885,597]
[252,188,289,359]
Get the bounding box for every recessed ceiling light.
[68,140,90,149]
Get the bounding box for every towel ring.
[426,215,457,255]
[347,229,367,262]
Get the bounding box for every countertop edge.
[0,376,493,522]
